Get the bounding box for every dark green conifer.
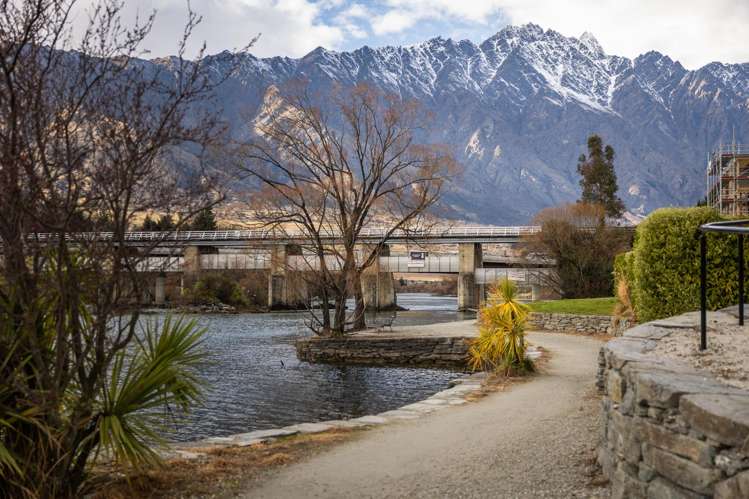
[155,213,175,231]
[577,134,625,218]
[190,207,218,231]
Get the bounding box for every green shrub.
[617,207,748,322]
[189,273,250,308]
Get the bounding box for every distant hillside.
[152,23,749,223]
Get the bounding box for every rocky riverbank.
[295,320,478,369]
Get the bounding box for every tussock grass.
[91,429,358,498]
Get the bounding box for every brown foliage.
[240,82,458,334]
[92,430,355,498]
[523,203,630,298]
[0,2,251,496]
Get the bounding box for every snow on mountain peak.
[148,23,749,223]
[579,31,605,57]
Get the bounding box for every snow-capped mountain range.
[175,23,749,223]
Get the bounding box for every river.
[147,293,475,442]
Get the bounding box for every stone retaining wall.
[296,336,471,369]
[597,310,749,498]
[529,312,619,335]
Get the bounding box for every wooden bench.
[376,313,397,332]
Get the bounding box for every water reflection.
[151,293,474,442]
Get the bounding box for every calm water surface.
[150,293,475,442]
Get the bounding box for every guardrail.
[28,226,543,243]
[699,220,748,350]
[134,254,550,284]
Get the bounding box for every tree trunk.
[316,252,331,334]
[319,284,331,333]
[352,271,366,331]
[332,291,347,336]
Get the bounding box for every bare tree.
[241,83,456,335]
[0,1,250,496]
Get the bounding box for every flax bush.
[468,279,534,375]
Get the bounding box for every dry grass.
[465,345,551,402]
[90,429,360,499]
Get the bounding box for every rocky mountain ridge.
[176,23,749,223]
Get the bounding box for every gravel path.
[240,331,608,499]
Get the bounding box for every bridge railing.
[378,255,460,273]
[132,254,552,282]
[136,256,183,272]
[200,253,271,270]
[28,226,543,244]
[475,268,550,285]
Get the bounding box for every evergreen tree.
[141,214,158,231]
[577,134,625,218]
[155,213,175,231]
[190,207,218,231]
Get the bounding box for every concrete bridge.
[26,227,551,311]
[138,245,548,312]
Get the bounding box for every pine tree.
[190,207,218,231]
[141,214,158,231]
[155,213,175,231]
[577,134,625,218]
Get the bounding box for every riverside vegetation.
[469,279,534,375]
[0,2,256,496]
[615,206,749,322]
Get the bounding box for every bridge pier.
[531,284,541,302]
[182,246,201,291]
[154,273,166,305]
[268,244,308,309]
[458,243,482,311]
[362,245,396,310]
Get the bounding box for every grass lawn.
[529,297,616,316]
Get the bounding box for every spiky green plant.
[96,316,207,467]
[0,281,207,497]
[469,279,534,375]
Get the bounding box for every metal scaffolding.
[706,143,749,216]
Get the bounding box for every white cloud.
[338,3,370,20]
[498,0,749,68]
[335,3,371,38]
[371,0,507,34]
[372,9,417,35]
[70,0,346,58]
[368,0,749,68]
[67,0,749,67]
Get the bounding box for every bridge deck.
[139,254,546,285]
[32,226,542,246]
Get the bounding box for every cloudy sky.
[69,0,749,68]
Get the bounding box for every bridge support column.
[458,243,482,311]
[268,244,308,309]
[362,245,396,310]
[531,284,541,302]
[183,246,201,292]
[154,273,166,305]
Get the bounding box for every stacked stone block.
[529,312,625,335]
[296,336,471,369]
[598,313,749,498]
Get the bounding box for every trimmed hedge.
[615,207,748,322]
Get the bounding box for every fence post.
[700,233,707,351]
